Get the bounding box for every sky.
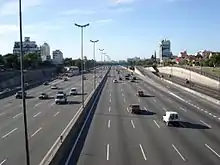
[1,0,220,61]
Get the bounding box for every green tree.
[0,54,4,65]
[4,53,19,68]
[23,53,41,68]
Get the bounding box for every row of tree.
[64,57,96,70]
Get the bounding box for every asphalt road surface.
[0,68,106,165]
[67,66,220,165]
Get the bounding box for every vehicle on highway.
[119,77,122,80]
[163,111,180,126]
[128,104,141,114]
[69,88,77,95]
[55,94,67,104]
[43,81,49,85]
[64,77,68,81]
[137,90,144,97]
[83,76,87,80]
[57,91,66,96]
[15,91,27,99]
[38,92,49,99]
[132,76,136,80]
[113,79,118,83]
[51,85,58,89]
[130,79,135,82]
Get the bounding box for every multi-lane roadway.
[66,66,220,165]
[0,69,106,165]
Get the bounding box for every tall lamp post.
[90,40,99,90]
[99,49,104,63]
[19,0,30,165]
[75,23,90,109]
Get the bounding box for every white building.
[40,42,51,61]
[13,37,40,55]
[52,50,63,65]
[159,39,172,63]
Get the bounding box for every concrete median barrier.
[39,67,111,165]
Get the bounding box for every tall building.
[13,37,40,55]
[52,50,63,65]
[159,39,172,63]
[40,42,51,61]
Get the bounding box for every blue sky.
[0,0,220,60]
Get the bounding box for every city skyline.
[1,0,220,60]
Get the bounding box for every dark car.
[15,91,26,99]
[43,81,49,85]
[137,90,144,97]
[38,93,49,99]
[132,76,136,80]
[119,77,122,80]
[128,104,141,114]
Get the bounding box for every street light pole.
[19,0,30,165]
[75,23,90,109]
[90,40,99,90]
[99,49,104,62]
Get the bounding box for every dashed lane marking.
[205,144,220,158]
[139,144,147,160]
[130,120,135,128]
[0,159,7,165]
[153,120,160,128]
[2,128,18,139]
[31,127,42,137]
[200,120,212,128]
[172,144,186,161]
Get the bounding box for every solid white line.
[109,106,111,112]
[139,144,147,160]
[108,120,111,128]
[33,112,42,118]
[13,112,22,119]
[0,112,5,116]
[180,107,187,112]
[205,144,220,158]
[153,120,160,128]
[163,107,167,112]
[54,112,60,117]
[172,144,186,161]
[0,159,6,165]
[2,128,18,139]
[200,120,211,128]
[107,144,110,160]
[31,127,42,137]
[130,120,135,128]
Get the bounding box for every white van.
[163,111,180,126]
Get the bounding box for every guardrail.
[39,67,110,165]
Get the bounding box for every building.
[40,42,51,61]
[52,50,63,65]
[13,37,40,55]
[159,39,172,63]
[127,57,141,62]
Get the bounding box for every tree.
[0,54,4,65]
[4,53,19,68]
[23,53,41,68]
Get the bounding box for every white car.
[55,94,67,104]
[163,111,180,126]
[69,88,77,95]
[51,85,58,89]
[113,79,118,83]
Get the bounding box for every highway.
[0,68,106,165]
[66,66,220,165]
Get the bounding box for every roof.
[166,111,178,115]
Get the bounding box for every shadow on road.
[67,101,82,104]
[135,110,157,116]
[171,121,210,129]
[25,96,35,99]
[77,93,88,96]
[142,95,155,98]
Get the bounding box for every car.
[113,79,118,83]
[130,79,135,83]
[43,81,49,85]
[64,77,68,81]
[83,76,87,80]
[163,111,180,126]
[55,94,67,104]
[137,90,144,97]
[132,76,136,80]
[119,77,122,80]
[125,77,130,80]
[38,93,49,99]
[57,91,66,96]
[128,104,141,114]
[51,85,58,89]
[15,91,26,99]
[69,88,77,95]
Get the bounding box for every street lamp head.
[74,23,90,28]
[90,40,99,43]
[99,49,104,51]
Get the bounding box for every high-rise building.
[159,39,172,63]
[13,37,40,55]
[52,50,63,65]
[40,42,51,61]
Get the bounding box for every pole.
[75,23,90,110]
[19,0,31,165]
[90,40,99,89]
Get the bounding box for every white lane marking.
[209,113,212,116]
[163,107,167,112]
[200,120,212,128]
[107,144,110,160]
[153,120,160,128]
[109,93,111,97]
[144,107,148,111]
[126,107,129,112]
[130,120,135,128]
[0,159,6,165]
[13,112,22,119]
[50,102,55,107]
[31,127,42,137]
[180,107,187,112]
[213,115,216,118]
[122,93,124,97]
[108,120,111,128]
[172,144,186,161]
[4,104,11,108]
[109,106,111,112]
[34,102,42,108]
[138,98,141,102]
[124,98,126,102]
[153,99,156,103]
[139,144,147,160]
[204,111,208,113]
[169,92,185,102]
[0,112,5,116]
[54,112,60,117]
[33,112,42,118]
[205,144,220,158]
[109,98,111,103]
[218,117,220,120]
[2,128,18,139]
